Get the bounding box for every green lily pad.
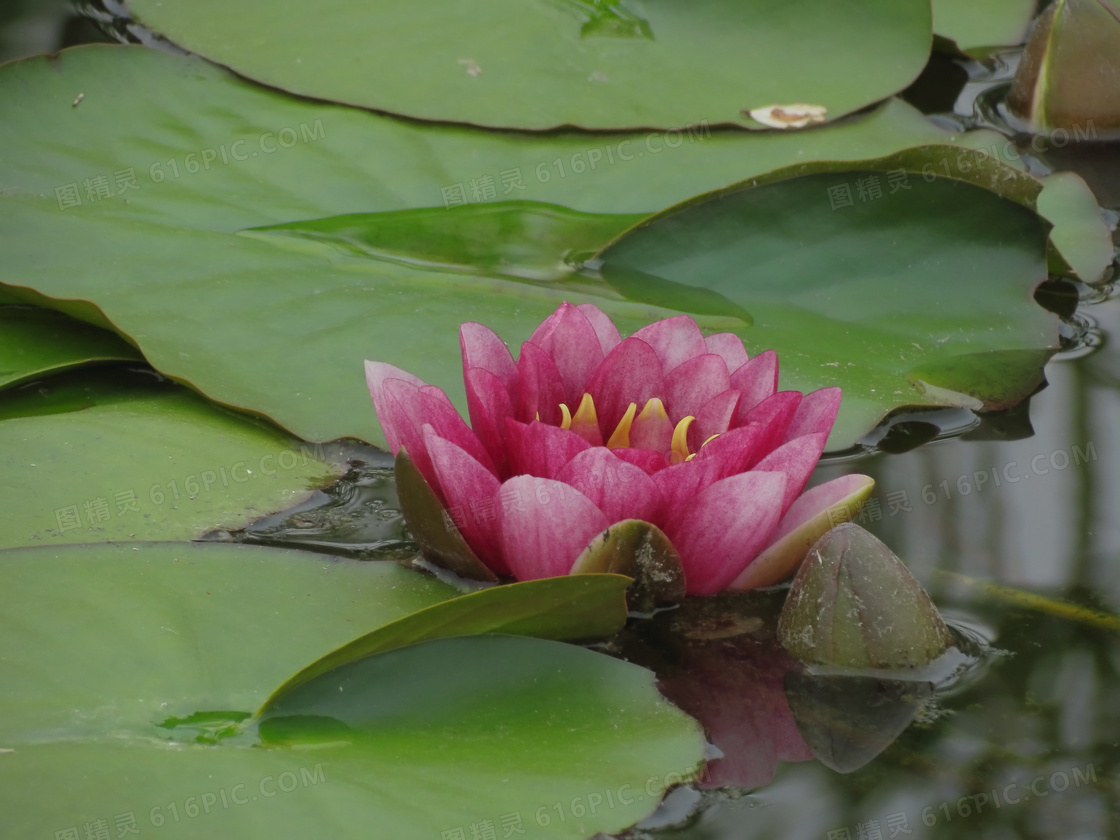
[595,160,1059,447]
[262,573,632,707]
[0,305,144,390]
[932,0,1035,54]
[1037,171,1115,282]
[0,542,703,839]
[126,0,931,130]
[0,47,1093,452]
[0,368,340,549]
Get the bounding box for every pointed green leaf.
[261,573,632,708]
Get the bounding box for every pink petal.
[704,333,750,374]
[734,391,803,463]
[768,474,875,549]
[751,432,828,515]
[364,360,427,453]
[653,456,723,514]
[576,303,622,356]
[516,341,565,426]
[497,475,609,580]
[784,386,842,443]
[730,474,876,591]
[585,337,664,439]
[631,315,708,374]
[693,389,741,444]
[609,447,670,475]
[383,379,494,495]
[693,422,767,479]
[663,353,732,421]
[423,427,507,574]
[459,321,517,394]
[729,350,779,417]
[464,367,514,478]
[504,418,591,479]
[628,400,674,455]
[527,302,605,407]
[556,448,663,524]
[666,471,787,595]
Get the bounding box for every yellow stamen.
[686,453,696,461]
[702,433,720,448]
[635,397,668,425]
[670,415,695,463]
[606,402,638,449]
[535,411,540,422]
[571,392,598,431]
[559,403,572,430]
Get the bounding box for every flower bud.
[778,523,951,669]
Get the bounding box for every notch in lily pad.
[778,523,952,670]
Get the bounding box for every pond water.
[4,6,1119,840]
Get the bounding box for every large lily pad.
[0,305,144,390]
[595,161,1058,445]
[0,368,340,549]
[126,0,931,130]
[0,46,1094,451]
[932,0,1035,53]
[0,542,704,839]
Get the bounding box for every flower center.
[558,393,716,465]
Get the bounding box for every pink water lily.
[367,302,873,595]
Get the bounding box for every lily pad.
[262,573,632,706]
[126,0,932,130]
[0,368,340,549]
[595,160,1059,447]
[932,0,1035,54]
[0,542,704,839]
[1036,171,1116,282]
[0,47,1093,451]
[0,305,144,390]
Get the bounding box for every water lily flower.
[366,302,873,595]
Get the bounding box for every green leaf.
[261,573,632,707]
[0,47,1079,450]
[126,0,932,130]
[0,542,457,743]
[1037,171,1115,282]
[0,542,703,839]
[245,201,648,283]
[0,369,340,548]
[595,160,1059,448]
[932,0,1035,54]
[0,305,144,391]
